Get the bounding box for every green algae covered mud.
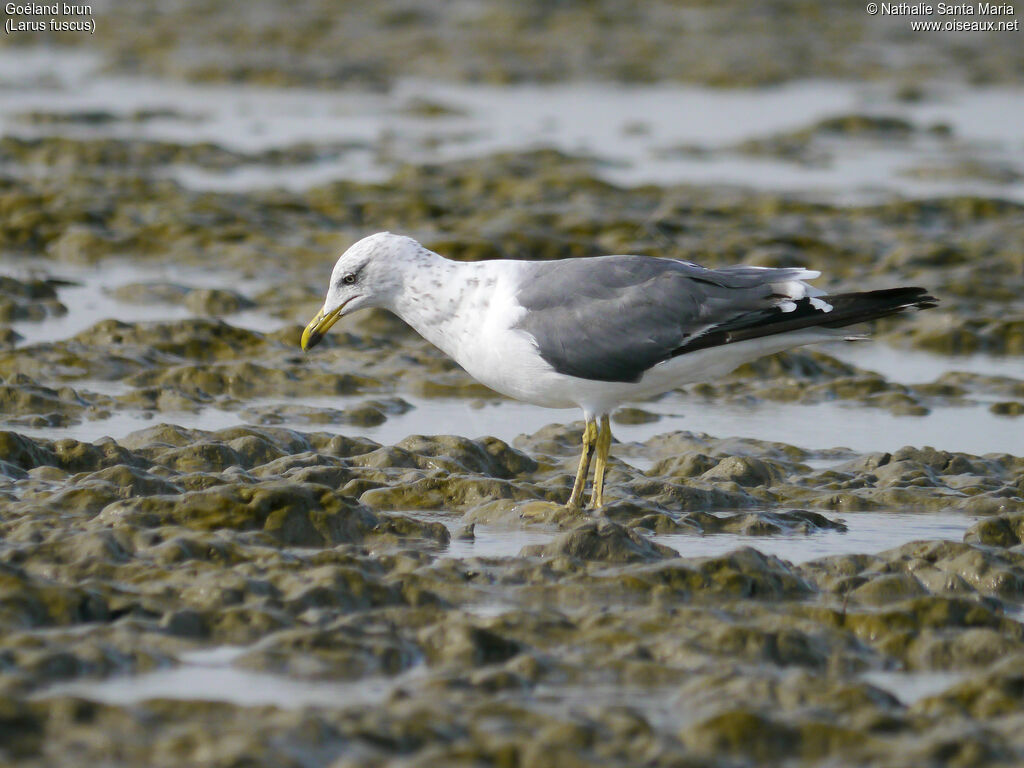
[2,3,1024,766]
[4,0,1023,87]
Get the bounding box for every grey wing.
[514,255,814,383]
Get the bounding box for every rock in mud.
[521,520,678,564]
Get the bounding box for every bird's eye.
[342,273,357,285]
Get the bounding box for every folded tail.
[673,287,938,356]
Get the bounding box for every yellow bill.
[300,304,344,351]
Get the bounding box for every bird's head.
[300,232,421,351]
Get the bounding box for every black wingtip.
[889,287,939,311]
[901,287,939,307]
[819,286,938,330]
[671,286,940,357]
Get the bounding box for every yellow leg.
[589,415,612,510]
[567,418,598,509]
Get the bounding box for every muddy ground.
[2,3,1024,767]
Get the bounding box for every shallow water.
[35,648,970,713]
[861,670,968,706]
[440,522,556,561]
[656,511,976,565]
[828,343,1024,384]
[36,646,422,709]
[430,510,977,564]
[11,388,1021,457]
[3,48,1024,202]
[1,258,283,344]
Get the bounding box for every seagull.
[301,233,936,510]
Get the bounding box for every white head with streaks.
[300,232,427,350]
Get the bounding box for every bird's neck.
[389,251,495,362]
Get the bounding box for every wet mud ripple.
[1,420,1022,766]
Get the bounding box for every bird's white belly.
[471,327,834,416]
[458,337,581,409]
[567,329,834,414]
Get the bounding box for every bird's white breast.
[390,259,572,407]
